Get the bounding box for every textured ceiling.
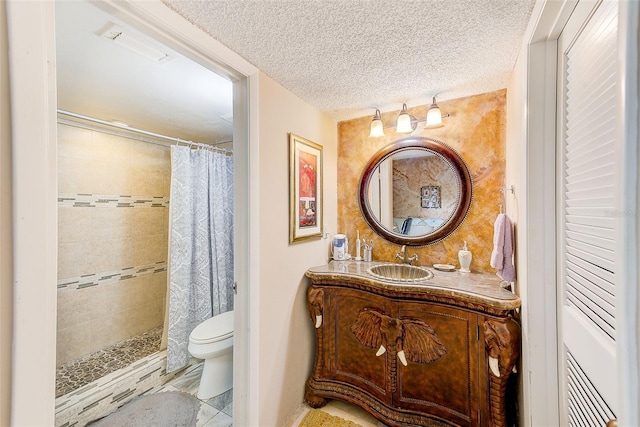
[163,0,536,120]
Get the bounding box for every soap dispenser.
[458,241,472,273]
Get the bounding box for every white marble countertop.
[306,260,521,313]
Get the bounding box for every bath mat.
[299,408,365,427]
[87,391,200,427]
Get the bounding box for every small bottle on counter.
[363,239,373,262]
[458,241,472,273]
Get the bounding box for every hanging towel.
[490,213,516,282]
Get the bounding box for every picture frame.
[421,185,441,209]
[289,133,323,243]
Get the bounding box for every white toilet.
[188,310,234,399]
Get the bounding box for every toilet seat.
[190,310,234,344]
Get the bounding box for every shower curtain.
[165,145,234,373]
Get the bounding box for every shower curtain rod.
[57,109,233,151]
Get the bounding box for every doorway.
[54,1,242,424]
[557,1,619,424]
[514,1,640,425]
[6,1,255,425]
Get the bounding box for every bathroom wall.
[0,4,12,424]
[257,71,338,427]
[338,90,506,272]
[506,43,530,427]
[57,122,169,365]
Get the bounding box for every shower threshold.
[56,326,163,398]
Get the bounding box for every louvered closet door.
[558,1,618,425]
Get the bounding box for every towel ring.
[500,185,515,195]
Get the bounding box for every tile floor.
[56,327,163,398]
[145,361,233,427]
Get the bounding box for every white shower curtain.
[166,145,234,373]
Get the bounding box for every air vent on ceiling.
[99,24,173,64]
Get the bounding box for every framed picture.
[289,133,323,243]
[421,185,441,208]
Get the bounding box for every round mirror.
[359,137,472,246]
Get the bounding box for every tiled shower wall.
[57,122,170,366]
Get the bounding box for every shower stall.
[54,114,233,426]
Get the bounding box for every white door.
[557,1,619,425]
[368,160,394,231]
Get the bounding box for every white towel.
[490,213,515,282]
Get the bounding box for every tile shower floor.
[55,326,232,427]
[56,326,163,397]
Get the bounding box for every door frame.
[6,1,260,425]
[516,0,639,425]
[614,2,640,424]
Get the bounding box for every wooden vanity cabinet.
[395,300,481,426]
[305,269,521,427]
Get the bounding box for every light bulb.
[369,110,385,137]
[396,104,413,133]
[425,97,444,129]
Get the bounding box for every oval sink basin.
[366,264,434,283]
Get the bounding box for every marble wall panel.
[338,90,506,273]
[392,156,458,220]
[57,123,170,364]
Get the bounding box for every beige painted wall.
[57,123,168,365]
[506,38,528,427]
[506,45,525,298]
[257,72,337,427]
[0,3,12,425]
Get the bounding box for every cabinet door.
[394,302,480,427]
[325,288,392,403]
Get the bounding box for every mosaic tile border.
[57,261,167,290]
[58,193,169,208]
[54,351,198,427]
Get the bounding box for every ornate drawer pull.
[308,287,324,329]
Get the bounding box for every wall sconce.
[426,97,445,129]
[369,97,449,137]
[369,109,385,137]
[396,104,413,133]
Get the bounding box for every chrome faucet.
[395,245,418,265]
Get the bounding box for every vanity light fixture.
[396,104,414,133]
[369,109,385,137]
[369,98,450,137]
[425,97,446,129]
